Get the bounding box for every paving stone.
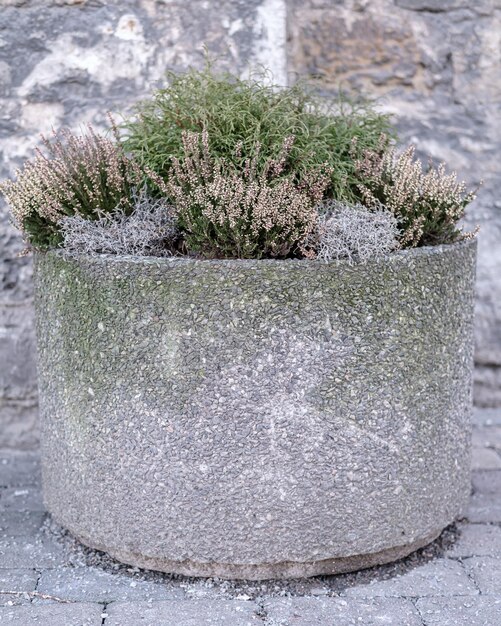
[105,600,261,625]
[416,596,501,626]
[463,556,501,595]
[0,593,32,607]
[0,452,41,487]
[0,536,69,569]
[446,523,501,557]
[0,487,45,512]
[342,558,477,598]
[263,597,422,625]
[36,566,185,603]
[472,426,501,450]
[0,569,38,606]
[0,511,46,537]
[471,447,501,470]
[0,602,103,624]
[0,401,39,451]
[0,305,37,402]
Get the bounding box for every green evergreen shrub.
[123,66,394,203]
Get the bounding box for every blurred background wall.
[1,0,500,448]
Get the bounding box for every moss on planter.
[34,240,476,579]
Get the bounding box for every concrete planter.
[34,240,476,580]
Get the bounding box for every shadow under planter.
[34,240,477,580]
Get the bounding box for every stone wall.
[1,0,499,447]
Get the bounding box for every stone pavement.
[0,408,500,626]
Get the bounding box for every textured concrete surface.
[0,0,500,450]
[33,242,476,579]
[0,0,288,447]
[1,408,501,624]
[288,0,501,407]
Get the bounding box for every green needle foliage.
[123,66,394,203]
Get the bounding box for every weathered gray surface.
[263,597,424,625]
[105,600,262,626]
[0,0,500,449]
[33,242,476,579]
[0,603,104,625]
[0,0,287,446]
[2,413,501,623]
[288,0,501,406]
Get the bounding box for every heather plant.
[157,130,330,259]
[315,200,399,263]
[356,144,477,248]
[60,189,179,257]
[0,65,478,259]
[123,66,393,203]
[0,127,142,249]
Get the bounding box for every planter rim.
[43,238,476,269]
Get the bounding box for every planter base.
[61,518,442,580]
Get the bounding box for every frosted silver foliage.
[60,190,178,257]
[34,241,476,580]
[316,201,400,263]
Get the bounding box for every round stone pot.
[34,240,477,580]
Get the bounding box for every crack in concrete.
[408,596,427,626]
[100,601,109,625]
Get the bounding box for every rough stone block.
[36,566,184,603]
[288,6,423,93]
[395,0,488,11]
[0,486,45,512]
[0,511,46,537]
[0,602,103,625]
[105,600,261,625]
[0,401,39,451]
[0,207,33,302]
[263,597,423,626]
[0,304,37,400]
[342,559,477,598]
[416,596,501,626]
[0,451,41,487]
